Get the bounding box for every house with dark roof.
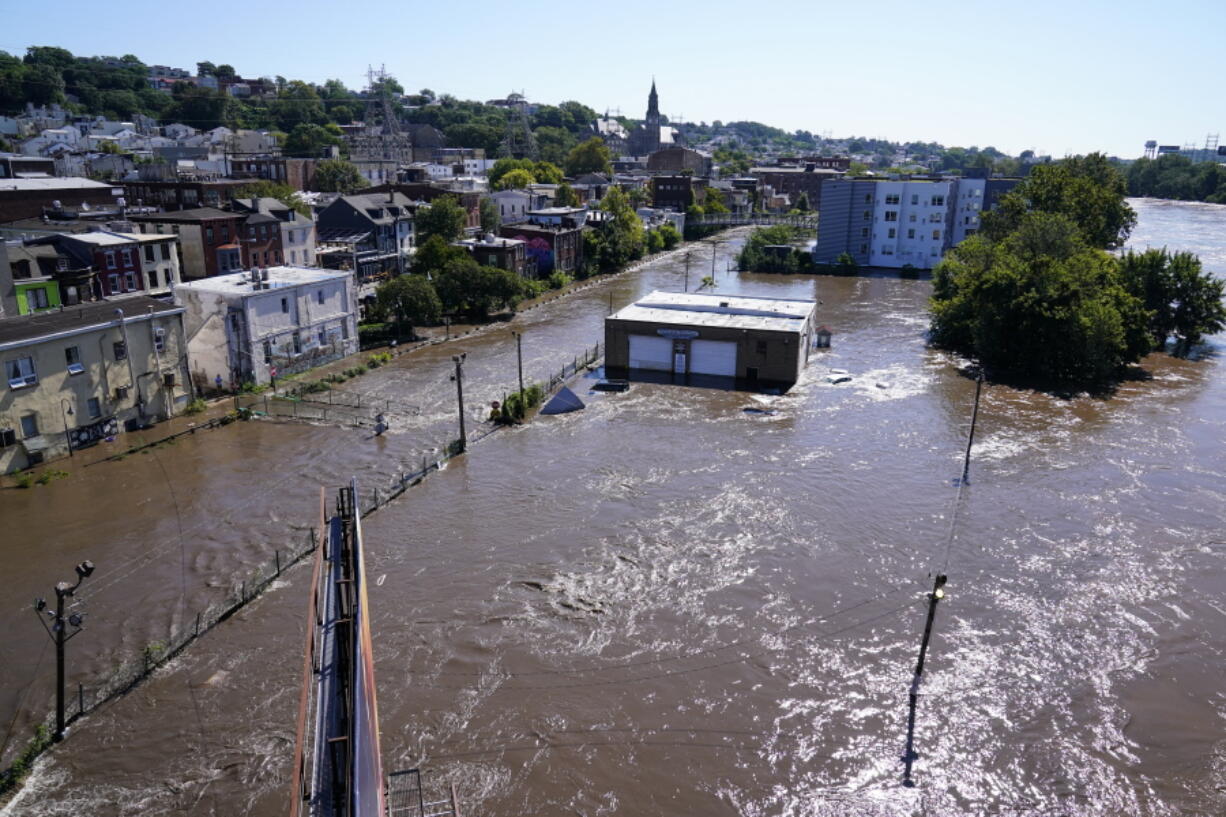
[315,192,415,283]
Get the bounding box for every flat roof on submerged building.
[608,290,816,334]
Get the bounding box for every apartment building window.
[206,226,215,242]
[149,270,159,288]
[292,331,302,355]
[154,328,166,353]
[6,356,37,388]
[930,213,943,223]
[859,244,868,254]
[888,228,896,239]
[884,211,898,222]
[861,227,869,238]
[263,340,273,365]
[113,341,127,361]
[121,248,133,267]
[864,194,872,203]
[20,414,39,438]
[124,271,138,290]
[108,273,120,292]
[909,214,917,223]
[0,427,15,447]
[908,229,916,239]
[161,243,171,260]
[863,211,871,221]
[145,245,155,262]
[911,194,919,205]
[341,321,350,340]
[882,246,894,255]
[10,260,32,279]
[249,227,257,239]
[281,297,289,314]
[222,225,230,242]
[317,289,325,305]
[317,328,326,347]
[106,251,117,269]
[65,346,84,374]
[87,397,102,419]
[931,195,945,206]
[932,229,942,240]
[885,194,900,205]
[28,288,49,310]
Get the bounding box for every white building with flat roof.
[175,266,358,391]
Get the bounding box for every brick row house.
[129,207,284,280]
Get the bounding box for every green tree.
[272,80,326,131]
[1118,248,1226,354]
[848,161,869,176]
[794,192,811,212]
[533,161,564,184]
[646,229,664,254]
[983,152,1135,250]
[412,234,466,277]
[564,137,612,176]
[415,195,468,243]
[594,187,645,270]
[930,212,1151,383]
[703,187,729,214]
[313,159,365,193]
[488,158,534,188]
[283,122,342,157]
[475,197,498,236]
[554,182,579,208]
[658,222,681,250]
[376,274,441,338]
[534,125,576,166]
[496,168,536,191]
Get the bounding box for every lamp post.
[34,560,95,741]
[450,353,467,453]
[511,330,524,398]
[59,399,74,458]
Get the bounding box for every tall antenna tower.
[498,93,538,160]
[366,64,401,135]
[349,64,413,165]
[1203,133,1219,163]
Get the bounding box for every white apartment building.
[175,266,358,391]
[815,176,1018,270]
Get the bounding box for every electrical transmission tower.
[498,93,538,160]
[351,64,412,164]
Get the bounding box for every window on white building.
[87,397,102,418]
[884,211,898,222]
[6,356,37,388]
[149,270,159,288]
[931,195,945,206]
[20,414,39,438]
[885,194,900,205]
[281,297,289,314]
[911,194,919,205]
[932,230,942,240]
[907,229,916,239]
[317,290,325,305]
[888,228,896,238]
[292,331,302,355]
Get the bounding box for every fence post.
[241,580,245,601]
[78,683,84,717]
[265,394,269,414]
[195,611,201,636]
[276,549,281,575]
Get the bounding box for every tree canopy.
[313,159,365,193]
[1126,154,1226,204]
[375,274,442,336]
[414,195,468,243]
[983,153,1136,250]
[1117,248,1226,353]
[564,137,612,176]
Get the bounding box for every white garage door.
[690,339,737,377]
[628,334,674,371]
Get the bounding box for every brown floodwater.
[3,201,1225,816]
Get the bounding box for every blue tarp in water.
[540,386,586,415]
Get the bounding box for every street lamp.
[59,399,74,458]
[34,560,95,741]
[450,353,467,452]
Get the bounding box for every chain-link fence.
[1,342,605,796]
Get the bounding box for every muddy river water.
[2,199,1224,815]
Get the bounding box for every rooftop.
[129,207,235,222]
[609,290,816,334]
[175,265,350,296]
[750,166,844,176]
[0,296,182,349]
[0,177,118,192]
[61,230,171,246]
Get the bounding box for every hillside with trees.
[1124,154,1226,204]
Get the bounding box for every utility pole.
[512,331,524,398]
[962,370,984,485]
[451,353,467,452]
[902,573,947,787]
[34,560,95,741]
[683,252,691,292]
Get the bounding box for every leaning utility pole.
[683,252,691,292]
[451,353,467,452]
[902,573,947,787]
[34,560,95,741]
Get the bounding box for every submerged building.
[604,290,818,390]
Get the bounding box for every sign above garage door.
[656,328,699,339]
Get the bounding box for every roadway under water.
[4,200,1225,815]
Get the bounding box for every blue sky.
[3,0,1223,158]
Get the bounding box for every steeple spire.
[647,78,659,120]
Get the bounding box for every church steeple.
[647,78,659,120]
